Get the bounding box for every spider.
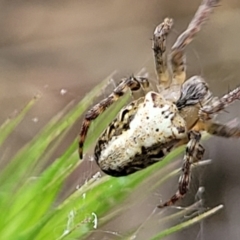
[79,0,240,208]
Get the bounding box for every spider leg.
[199,86,240,121]
[170,0,219,85]
[158,131,204,208]
[191,119,240,138]
[79,76,151,159]
[153,18,173,89]
[131,76,153,100]
[205,122,240,138]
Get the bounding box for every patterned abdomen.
[95,92,187,176]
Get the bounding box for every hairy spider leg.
[199,86,240,138]
[159,131,204,208]
[79,76,151,159]
[153,18,173,89]
[205,122,240,138]
[199,86,240,121]
[170,0,220,85]
[131,76,153,100]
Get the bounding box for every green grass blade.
[150,205,224,240]
[0,95,40,146]
[0,73,115,186]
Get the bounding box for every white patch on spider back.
[98,92,187,170]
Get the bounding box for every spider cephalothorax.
[79,0,240,207]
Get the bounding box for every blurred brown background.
[1,0,240,239]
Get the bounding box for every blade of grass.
[0,72,116,187]
[150,204,224,240]
[0,94,40,146]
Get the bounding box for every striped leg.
[79,76,151,159]
[159,131,204,208]
[205,122,240,138]
[170,0,219,85]
[152,18,173,88]
[199,86,240,121]
[130,76,153,100]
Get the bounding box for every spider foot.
[158,191,184,208]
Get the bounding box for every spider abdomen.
[94,92,187,176]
